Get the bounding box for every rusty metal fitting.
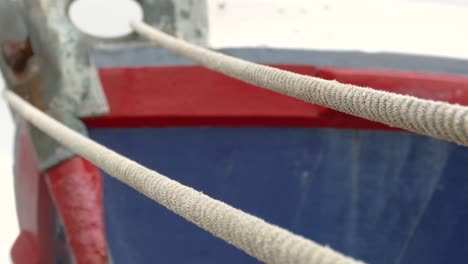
[1,37,33,73]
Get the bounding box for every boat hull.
[90,127,468,263]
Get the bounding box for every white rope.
[131,20,468,146]
[3,89,363,264]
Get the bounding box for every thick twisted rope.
[3,89,362,264]
[131,20,468,146]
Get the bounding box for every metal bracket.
[0,0,108,170]
[1,0,210,170]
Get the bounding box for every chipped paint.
[173,0,209,46]
[45,157,108,264]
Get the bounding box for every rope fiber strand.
[3,89,363,264]
[131,20,468,146]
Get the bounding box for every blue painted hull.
[89,128,468,263]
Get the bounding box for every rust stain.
[13,72,47,111]
[2,37,34,73]
[2,37,47,111]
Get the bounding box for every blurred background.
[1,0,467,262]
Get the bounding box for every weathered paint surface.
[90,127,468,264]
[45,157,108,264]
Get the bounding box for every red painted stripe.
[45,157,108,264]
[83,65,468,129]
